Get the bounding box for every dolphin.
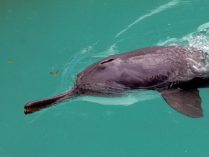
[24,46,209,118]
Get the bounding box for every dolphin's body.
[24,46,209,118]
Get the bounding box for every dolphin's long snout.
[24,88,77,115]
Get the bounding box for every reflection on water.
[80,90,160,106]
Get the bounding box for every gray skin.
[24,46,209,118]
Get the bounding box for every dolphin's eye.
[100,58,114,64]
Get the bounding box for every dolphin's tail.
[24,88,77,115]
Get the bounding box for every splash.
[115,0,180,38]
[157,22,209,53]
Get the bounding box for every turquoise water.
[1,0,209,156]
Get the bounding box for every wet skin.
[24,46,209,118]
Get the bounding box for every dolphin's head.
[74,57,127,95]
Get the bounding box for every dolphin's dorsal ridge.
[161,88,203,118]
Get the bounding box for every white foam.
[157,22,209,53]
[197,22,209,32]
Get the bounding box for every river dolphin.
[24,46,209,118]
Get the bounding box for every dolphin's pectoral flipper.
[160,88,203,118]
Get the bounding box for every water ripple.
[115,0,180,38]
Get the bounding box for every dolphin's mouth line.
[24,106,38,115]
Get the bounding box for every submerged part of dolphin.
[24,46,209,118]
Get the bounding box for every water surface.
[1,0,209,156]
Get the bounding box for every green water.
[1,0,209,156]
